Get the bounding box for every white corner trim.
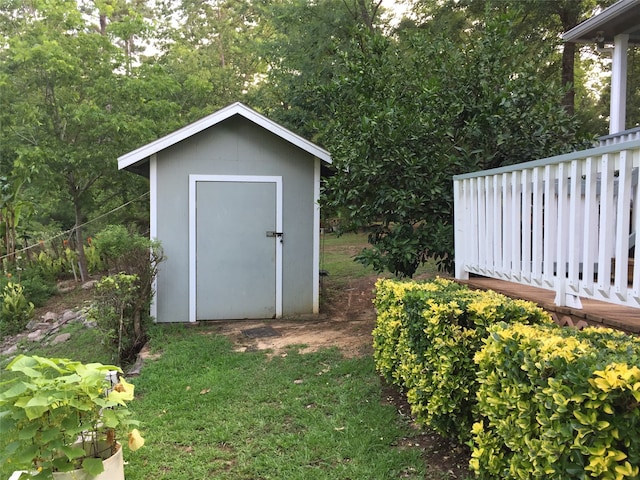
[313,158,321,314]
[188,174,283,322]
[149,155,158,321]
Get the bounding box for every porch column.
[609,33,629,134]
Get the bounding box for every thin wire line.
[0,191,150,262]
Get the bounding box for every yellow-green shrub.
[473,323,640,479]
[373,278,553,442]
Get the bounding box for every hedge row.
[373,278,640,479]
[474,323,640,479]
[372,277,553,442]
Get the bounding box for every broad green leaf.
[82,456,105,476]
[59,444,86,460]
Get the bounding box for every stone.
[61,310,80,322]
[51,333,71,345]
[83,320,97,329]
[27,330,43,341]
[2,345,18,356]
[43,311,58,322]
[82,280,98,290]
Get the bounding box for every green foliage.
[87,273,141,366]
[29,250,65,281]
[91,225,164,364]
[84,238,104,274]
[0,282,34,338]
[473,324,640,479]
[320,13,587,277]
[16,274,56,308]
[0,355,143,478]
[372,278,553,442]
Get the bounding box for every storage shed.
[117,103,332,322]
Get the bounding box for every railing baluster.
[521,169,532,282]
[614,151,632,300]
[581,157,598,296]
[531,167,543,284]
[510,171,521,280]
[543,165,557,288]
[477,177,487,274]
[492,175,502,276]
[554,163,569,306]
[633,149,640,301]
[597,153,615,297]
[502,173,512,279]
[567,160,582,297]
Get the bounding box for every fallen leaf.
[186,386,191,391]
[293,379,304,384]
[200,388,211,394]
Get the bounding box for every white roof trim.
[118,102,332,170]
[562,0,640,42]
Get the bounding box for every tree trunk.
[561,41,576,115]
[73,200,89,282]
[559,3,580,115]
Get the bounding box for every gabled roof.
[562,0,640,44]
[118,102,332,173]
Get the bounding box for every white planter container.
[52,442,124,480]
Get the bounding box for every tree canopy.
[0,0,634,278]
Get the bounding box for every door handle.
[266,231,284,243]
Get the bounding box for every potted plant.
[0,355,144,479]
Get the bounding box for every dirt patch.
[201,274,379,358]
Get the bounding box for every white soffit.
[118,102,332,170]
[562,0,640,44]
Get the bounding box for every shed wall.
[154,116,316,322]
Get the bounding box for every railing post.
[454,179,469,280]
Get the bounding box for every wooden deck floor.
[458,276,640,334]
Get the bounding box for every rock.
[51,333,71,345]
[61,310,80,322]
[2,345,18,356]
[25,319,38,330]
[82,280,98,290]
[43,311,58,322]
[83,320,97,329]
[27,330,43,341]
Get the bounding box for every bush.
[18,270,57,307]
[0,282,34,337]
[86,273,144,366]
[373,278,553,442]
[90,225,164,365]
[472,323,640,479]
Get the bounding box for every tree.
[0,0,155,279]
[321,14,587,277]
[250,0,393,137]
[407,0,616,115]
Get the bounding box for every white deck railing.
[453,138,640,308]
[598,127,640,147]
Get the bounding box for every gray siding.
[155,116,315,322]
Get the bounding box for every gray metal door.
[195,179,279,319]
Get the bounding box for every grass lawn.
[0,232,455,479]
[123,326,427,479]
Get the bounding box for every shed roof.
[118,102,332,174]
[562,0,640,44]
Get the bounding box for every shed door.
[191,176,283,320]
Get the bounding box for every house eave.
[562,0,640,44]
[118,102,332,174]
